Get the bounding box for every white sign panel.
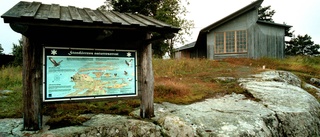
[43,47,138,102]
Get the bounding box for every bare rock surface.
[147,94,279,136]
[1,70,320,137]
[0,118,23,137]
[239,71,320,136]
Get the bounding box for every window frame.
[214,30,247,54]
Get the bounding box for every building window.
[214,30,247,54]
[236,30,247,53]
[215,32,224,53]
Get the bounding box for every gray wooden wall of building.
[251,24,285,59]
[205,8,286,60]
[206,8,257,60]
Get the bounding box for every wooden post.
[139,33,154,118]
[22,36,42,130]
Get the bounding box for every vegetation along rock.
[310,78,320,86]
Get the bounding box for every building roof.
[175,41,196,51]
[191,0,264,51]
[1,1,180,33]
[256,20,292,28]
[200,0,291,32]
[201,0,264,32]
[191,0,292,51]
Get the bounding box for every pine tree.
[11,39,23,66]
[258,5,275,22]
[0,44,4,55]
[285,34,320,56]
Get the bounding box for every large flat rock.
[240,71,320,136]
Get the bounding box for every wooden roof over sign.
[1,1,180,33]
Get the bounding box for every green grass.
[0,66,23,118]
[0,56,319,128]
[0,65,22,90]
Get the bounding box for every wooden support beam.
[22,36,42,130]
[139,33,154,118]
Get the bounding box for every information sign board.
[43,47,137,102]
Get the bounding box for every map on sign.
[43,47,137,102]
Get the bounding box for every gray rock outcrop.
[1,70,320,137]
[239,71,320,136]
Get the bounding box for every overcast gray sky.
[1,0,319,54]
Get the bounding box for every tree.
[11,39,23,66]
[283,22,294,38]
[258,6,293,38]
[285,34,320,56]
[258,5,275,22]
[100,0,159,16]
[0,44,4,55]
[99,0,194,58]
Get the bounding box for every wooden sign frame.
[43,47,138,102]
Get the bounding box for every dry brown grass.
[153,58,258,104]
[153,56,320,104]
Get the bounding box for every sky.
[0,0,319,54]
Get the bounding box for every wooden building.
[0,54,14,66]
[2,1,179,130]
[175,0,291,59]
[174,41,206,59]
[175,41,194,58]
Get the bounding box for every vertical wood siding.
[207,9,257,60]
[254,24,285,58]
[205,8,286,60]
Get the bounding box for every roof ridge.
[201,0,264,32]
[256,20,292,28]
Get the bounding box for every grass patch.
[46,114,90,129]
[42,99,140,128]
[0,65,22,90]
[1,56,320,128]
[270,56,320,84]
[301,82,320,102]
[0,90,23,118]
[0,66,23,118]
[153,58,257,104]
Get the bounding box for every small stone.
[215,77,236,82]
[0,90,13,95]
[310,78,320,85]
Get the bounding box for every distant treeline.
[0,54,14,67]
